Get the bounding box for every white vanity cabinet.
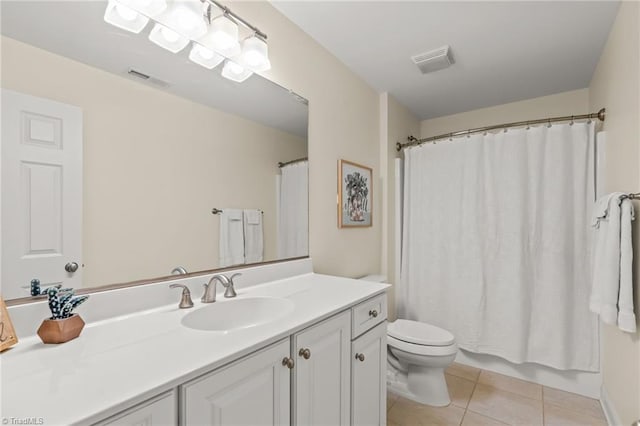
[180,339,291,425]
[293,310,352,425]
[90,290,388,426]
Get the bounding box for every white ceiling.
[272,1,620,120]
[1,1,308,138]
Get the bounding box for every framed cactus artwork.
[338,159,373,228]
[0,296,18,352]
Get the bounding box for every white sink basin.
[181,297,294,332]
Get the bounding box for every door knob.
[298,348,311,359]
[65,262,79,273]
[355,353,365,362]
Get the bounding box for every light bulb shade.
[149,23,190,53]
[117,0,167,17]
[221,60,253,83]
[153,0,207,40]
[189,44,224,69]
[104,0,149,33]
[204,15,241,57]
[241,36,271,72]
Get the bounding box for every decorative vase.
[37,314,85,344]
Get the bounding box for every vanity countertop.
[1,273,388,425]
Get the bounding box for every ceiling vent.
[411,46,454,74]
[126,68,169,88]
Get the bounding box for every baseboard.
[600,386,623,426]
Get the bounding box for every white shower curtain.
[399,122,599,371]
[278,161,309,258]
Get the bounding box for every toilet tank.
[358,274,388,283]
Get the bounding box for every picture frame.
[338,159,373,228]
[1,296,19,352]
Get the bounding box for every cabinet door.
[95,390,176,426]
[352,322,387,426]
[181,339,290,426]
[293,311,351,425]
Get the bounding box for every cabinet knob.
[298,348,311,360]
[355,353,365,362]
[282,357,295,369]
[368,309,378,318]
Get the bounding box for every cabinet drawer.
[94,390,177,426]
[352,294,387,338]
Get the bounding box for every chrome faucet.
[201,274,230,303]
[223,273,241,298]
[169,284,194,309]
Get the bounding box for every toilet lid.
[388,319,455,347]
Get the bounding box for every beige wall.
[421,88,590,138]
[380,93,420,321]
[589,2,640,424]
[1,36,306,287]
[231,1,381,278]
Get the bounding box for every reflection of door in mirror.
[1,89,83,299]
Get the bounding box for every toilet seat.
[388,334,458,357]
[388,319,455,346]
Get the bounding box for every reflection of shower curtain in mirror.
[278,161,309,258]
[399,122,599,371]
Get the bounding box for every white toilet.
[357,275,457,407]
[387,319,457,406]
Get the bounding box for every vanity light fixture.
[149,22,190,52]
[153,0,208,40]
[206,14,241,57]
[240,34,270,72]
[221,60,253,83]
[189,43,225,69]
[104,0,150,34]
[118,0,168,18]
[102,0,270,82]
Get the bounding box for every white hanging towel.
[243,209,263,263]
[219,209,245,267]
[590,193,636,332]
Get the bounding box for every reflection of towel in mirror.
[243,209,263,264]
[219,209,245,267]
[590,193,636,332]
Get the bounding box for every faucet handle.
[169,284,194,309]
[223,273,241,298]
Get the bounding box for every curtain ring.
[547,118,552,128]
[570,115,575,126]
[503,127,508,133]
[526,121,530,130]
[449,132,453,141]
[466,129,471,138]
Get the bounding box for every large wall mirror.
[1,1,309,302]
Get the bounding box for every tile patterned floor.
[387,363,607,426]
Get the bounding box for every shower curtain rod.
[396,108,606,152]
[278,157,308,168]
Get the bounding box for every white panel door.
[181,339,291,425]
[293,310,351,426]
[352,322,387,426]
[1,89,82,299]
